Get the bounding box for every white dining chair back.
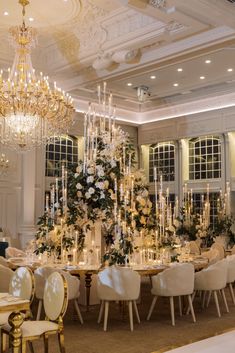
[201,249,220,264]
[147,263,196,326]
[0,264,13,293]
[97,266,141,331]
[1,272,68,353]
[97,266,140,301]
[34,266,56,299]
[211,243,225,260]
[194,258,228,317]
[9,267,34,302]
[34,265,83,323]
[5,247,26,259]
[44,272,68,321]
[226,254,235,305]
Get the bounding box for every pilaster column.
[178,139,184,208]
[18,150,37,249]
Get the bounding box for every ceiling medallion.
[0,0,75,151]
[149,0,166,8]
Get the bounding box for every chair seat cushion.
[3,320,58,337]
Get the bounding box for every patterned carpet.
[11,280,235,353]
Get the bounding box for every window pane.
[45,135,78,177]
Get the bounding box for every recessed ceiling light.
[150,75,156,79]
[177,68,183,72]
[3,11,9,16]
[200,76,205,80]
[29,17,34,22]
[173,83,179,87]
[227,68,233,72]
[127,83,132,87]
[205,59,211,64]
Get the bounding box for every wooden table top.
[7,258,208,276]
[0,294,30,313]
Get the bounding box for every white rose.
[88,187,95,195]
[98,170,105,177]
[76,183,83,190]
[85,192,90,199]
[87,176,94,183]
[87,167,94,174]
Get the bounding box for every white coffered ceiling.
[0,0,235,124]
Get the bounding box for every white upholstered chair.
[5,247,26,259]
[226,254,235,305]
[147,263,196,326]
[201,248,220,264]
[0,257,9,268]
[231,245,235,255]
[194,259,228,317]
[211,243,225,260]
[97,266,141,331]
[189,241,201,255]
[34,266,83,324]
[1,272,68,353]
[0,265,13,293]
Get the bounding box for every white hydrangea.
[111,159,117,168]
[88,187,95,195]
[87,176,94,183]
[87,167,94,175]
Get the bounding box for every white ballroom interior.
[1,1,235,353]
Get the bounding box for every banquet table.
[0,293,30,353]
[151,329,235,353]
[7,257,208,311]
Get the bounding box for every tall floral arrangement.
[35,83,154,264]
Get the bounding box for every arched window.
[149,142,175,182]
[45,135,78,177]
[189,136,221,180]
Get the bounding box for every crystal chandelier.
[0,154,9,176]
[0,0,74,151]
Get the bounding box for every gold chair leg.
[0,332,7,353]
[21,341,27,353]
[43,334,49,353]
[58,332,66,353]
[28,341,34,353]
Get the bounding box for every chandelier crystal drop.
[0,0,75,151]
